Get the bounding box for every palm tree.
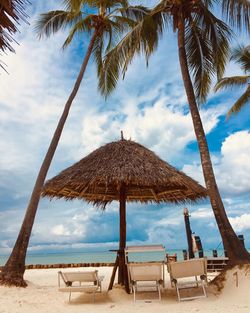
[0,0,28,71]
[99,0,250,264]
[215,45,250,118]
[0,0,135,287]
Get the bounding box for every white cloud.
[199,105,227,134]
[0,4,79,173]
[183,131,250,196]
[0,0,225,179]
[79,97,224,163]
[52,224,70,236]
[219,131,250,194]
[157,216,182,226]
[1,1,249,254]
[229,214,250,232]
[191,208,214,219]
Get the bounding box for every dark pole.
[194,235,204,258]
[183,208,195,259]
[238,235,245,248]
[118,183,130,293]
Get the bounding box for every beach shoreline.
[1,264,249,313]
[0,262,115,271]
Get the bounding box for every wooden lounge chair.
[58,270,104,302]
[125,245,166,301]
[127,263,164,301]
[167,258,207,301]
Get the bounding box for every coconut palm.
[99,0,250,264]
[0,0,28,71]
[215,45,250,118]
[0,0,137,287]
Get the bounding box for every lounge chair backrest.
[58,270,104,303]
[125,245,166,264]
[62,271,98,283]
[169,258,207,279]
[128,263,163,281]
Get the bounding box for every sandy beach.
[0,265,249,313]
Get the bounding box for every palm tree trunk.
[177,19,250,265]
[0,30,99,287]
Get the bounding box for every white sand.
[0,265,249,313]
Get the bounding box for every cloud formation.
[229,214,250,232]
[0,1,249,256]
[183,130,250,196]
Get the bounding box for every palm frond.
[183,2,232,103]
[120,5,150,20]
[102,0,129,8]
[82,0,128,10]
[0,0,29,70]
[35,10,83,39]
[103,17,133,51]
[93,33,104,78]
[231,44,250,72]
[110,15,136,33]
[222,0,250,33]
[226,85,250,118]
[62,0,83,11]
[99,6,169,96]
[185,22,213,104]
[214,75,249,91]
[62,16,93,49]
[200,8,232,78]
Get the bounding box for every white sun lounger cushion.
[59,286,99,293]
[169,258,207,279]
[58,270,103,302]
[168,258,207,301]
[128,263,163,281]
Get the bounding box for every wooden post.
[108,255,119,291]
[183,208,195,259]
[182,249,188,260]
[213,250,218,257]
[194,236,204,258]
[238,235,245,247]
[118,184,130,293]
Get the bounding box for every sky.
[0,0,250,256]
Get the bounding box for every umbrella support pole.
[108,250,130,293]
[108,254,119,291]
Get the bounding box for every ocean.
[0,249,229,266]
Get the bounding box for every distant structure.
[183,208,195,259]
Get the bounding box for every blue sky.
[0,1,250,256]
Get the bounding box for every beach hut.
[42,138,207,292]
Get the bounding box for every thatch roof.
[42,139,207,205]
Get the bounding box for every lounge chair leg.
[195,276,199,287]
[69,292,71,303]
[202,281,207,297]
[175,283,181,302]
[133,284,136,302]
[158,283,161,301]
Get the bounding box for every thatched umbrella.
[42,138,207,291]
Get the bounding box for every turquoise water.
[0,249,228,266]
[0,251,117,266]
